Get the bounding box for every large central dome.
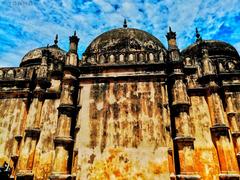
[82,27,167,65]
[85,28,166,54]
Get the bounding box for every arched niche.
[119,54,125,63]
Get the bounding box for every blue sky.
[0,0,240,67]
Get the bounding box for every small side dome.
[20,45,66,67]
[182,40,240,60]
[20,35,66,67]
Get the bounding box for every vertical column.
[49,32,80,180]
[16,50,50,180]
[168,148,175,180]
[166,27,200,179]
[225,92,240,168]
[71,85,82,177]
[10,98,28,178]
[199,47,240,179]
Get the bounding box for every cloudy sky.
[0,0,240,67]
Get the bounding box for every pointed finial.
[54,34,58,45]
[166,26,176,40]
[196,28,202,42]
[69,30,80,49]
[123,19,127,28]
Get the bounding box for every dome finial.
[54,34,58,45]
[123,19,127,28]
[69,31,79,52]
[196,28,202,42]
[166,26,176,40]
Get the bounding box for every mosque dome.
[181,38,240,73]
[82,22,167,65]
[182,40,240,60]
[20,36,66,67]
[85,28,166,54]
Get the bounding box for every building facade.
[0,23,239,179]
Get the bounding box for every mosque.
[0,20,239,179]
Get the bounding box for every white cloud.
[93,0,114,13]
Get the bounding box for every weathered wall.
[189,96,220,180]
[0,98,27,166]
[0,79,238,180]
[0,75,239,180]
[9,98,60,179]
[32,99,60,179]
[75,80,172,179]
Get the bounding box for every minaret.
[166,27,200,179]
[49,32,80,180]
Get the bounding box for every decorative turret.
[123,18,127,28]
[166,27,180,62]
[66,31,79,66]
[54,34,58,45]
[166,27,176,40]
[49,32,80,180]
[69,31,79,53]
[195,28,202,43]
[166,27,177,48]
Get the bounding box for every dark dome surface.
[84,28,167,55]
[182,40,240,60]
[20,45,66,67]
